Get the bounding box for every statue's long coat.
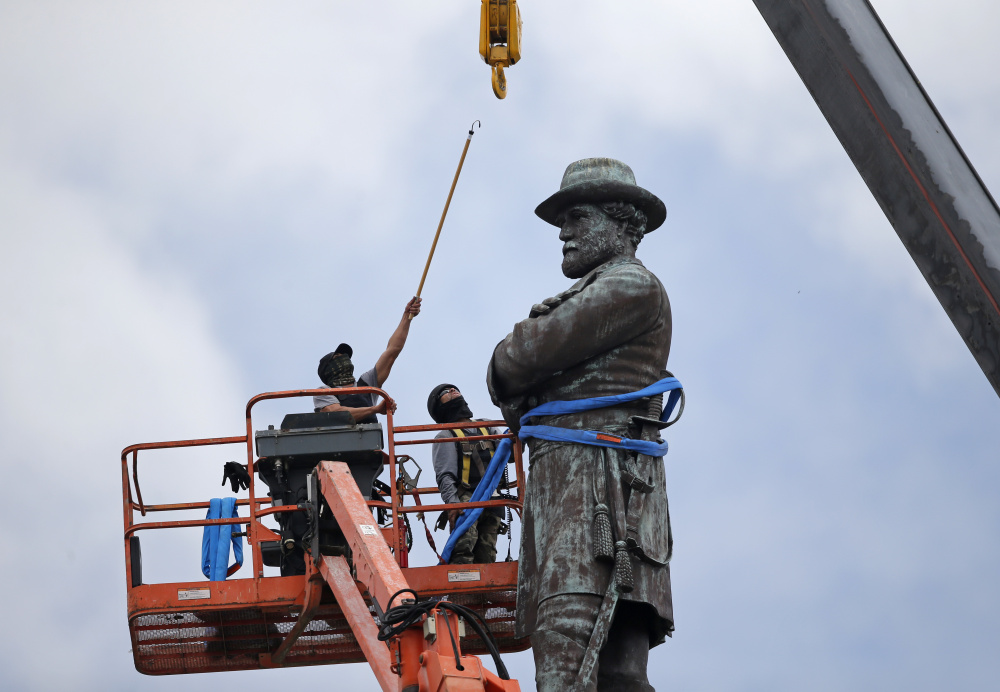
[487,256,675,644]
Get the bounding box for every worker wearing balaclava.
[318,346,356,388]
[315,343,381,424]
[427,384,504,565]
[311,296,422,423]
[428,383,474,424]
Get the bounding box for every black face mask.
[320,354,355,388]
[437,396,473,423]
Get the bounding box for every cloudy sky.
[1,1,999,690]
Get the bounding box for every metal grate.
[446,589,525,654]
[130,589,528,675]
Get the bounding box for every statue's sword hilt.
[623,372,673,567]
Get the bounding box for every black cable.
[376,589,511,680]
[372,479,391,525]
[500,465,514,562]
[377,588,422,640]
[437,601,510,680]
[403,513,413,551]
[442,607,465,671]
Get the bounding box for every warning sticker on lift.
[360,525,379,536]
[448,570,481,583]
[177,588,211,601]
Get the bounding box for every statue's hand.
[498,397,528,431]
[528,303,551,318]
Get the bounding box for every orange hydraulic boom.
[313,460,519,691]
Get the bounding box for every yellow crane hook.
[479,0,522,99]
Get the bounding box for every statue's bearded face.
[558,203,627,278]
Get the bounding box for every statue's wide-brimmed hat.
[535,158,667,231]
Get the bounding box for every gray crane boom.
[753,0,1000,397]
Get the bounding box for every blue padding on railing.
[201,497,243,581]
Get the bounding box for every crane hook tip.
[469,120,481,136]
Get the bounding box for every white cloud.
[0,151,246,687]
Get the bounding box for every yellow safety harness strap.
[452,427,492,486]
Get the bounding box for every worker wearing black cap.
[314,297,421,422]
[428,383,503,564]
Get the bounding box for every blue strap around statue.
[518,376,683,457]
[201,497,244,581]
[439,377,683,563]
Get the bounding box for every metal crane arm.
[754,0,1000,397]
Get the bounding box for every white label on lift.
[177,588,211,601]
[360,525,379,536]
[448,570,481,583]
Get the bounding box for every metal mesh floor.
[131,589,528,675]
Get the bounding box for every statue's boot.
[532,629,594,692]
[596,601,655,692]
[531,595,656,691]
[530,595,601,692]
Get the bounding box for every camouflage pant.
[450,488,503,565]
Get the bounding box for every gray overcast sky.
[1,1,999,690]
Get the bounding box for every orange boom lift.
[122,386,526,690]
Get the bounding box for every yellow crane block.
[479,0,522,99]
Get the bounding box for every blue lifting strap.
[201,497,244,581]
[439,377,683,563]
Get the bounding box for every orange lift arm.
[315,460,520,692]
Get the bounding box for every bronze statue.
[487,158,674,691]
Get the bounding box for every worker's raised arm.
[374,297,421,386]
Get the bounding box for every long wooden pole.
[411,122,480,312]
